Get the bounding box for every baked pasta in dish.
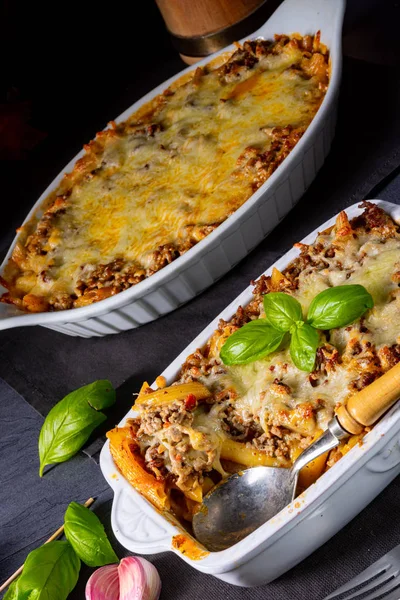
[1,33,329,313]
[107,202,400,524]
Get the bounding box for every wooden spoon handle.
[336,362,400,435]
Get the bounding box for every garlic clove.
[85,563,120,600]
[119,557,161,600]
[85,556,161,600]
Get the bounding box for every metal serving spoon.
[193,362,400,551]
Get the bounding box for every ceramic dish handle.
[111,489,174,553]
[336,362,400,434]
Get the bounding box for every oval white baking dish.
[0,0,345,337]
[100,200,400,587]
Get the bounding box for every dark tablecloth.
[2,0,400,598]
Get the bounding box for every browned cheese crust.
[1,33,329,313]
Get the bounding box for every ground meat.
[75,258,149,299]
[25,195,68,256]
[140,409,216,489]
[218,47,258,83]
[169,426,184,443]
[221,406,262,441]
[224,305,252,328]
[178,350,226,384]
[251,274,276,296]
[242,39,273,58]
[75,258,147,298]
[171,443,215,490]
[173,465,202,491]
[49,293,75,311]
[122,122,163,138]
[249,432,290,459]
[342,340,383,392]
[146,244,181,275]
[192,454,212,472]
[217,302,262,336]
[126,417,141,436]
[233,126,305,192]
[184,223,219,243]
[145,444,169,480]
[352,201,400,238]
[350,362,382,392]
[309,344,341,386]
[250,427,312,460]
[138,401,193,437]
[379,344,400,370]
[85,258,125,286]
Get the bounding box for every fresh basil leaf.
[220,319,284,365]
[39,380,116,476]
[290,323,319,372]
[307,284,374,330]
[4,541,80,600]
[75,380,116,411]
[64,502,118,567]
[263,292,303,332]
[3,580,18,600]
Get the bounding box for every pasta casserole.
[1,33,329,313]
[107,203,400,529]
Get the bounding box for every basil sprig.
[3,541,80,600]
[4,502,118,599]
[307,284,374,329]
[220,284,374,372]
[39,380,116,476]
[220,320,284,365]
[263,292,303,331]
[64,502,118,567]
[290,322,319,372]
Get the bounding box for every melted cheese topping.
[5,37,328,308]
[220,236,400,431]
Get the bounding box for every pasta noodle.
[107,426,170,511]
[220,438,289,468]
[135,382,211,406]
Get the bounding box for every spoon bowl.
[193,416,349,550]
[193,466,295,552]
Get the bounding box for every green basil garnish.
[39,380,116,476]
[64,502,118,567]
[220,284,373,372]
[220,319,284,365]
[3,541,80,600]
[290,322,319,372]
[263,292,303,332]
[3,580,18,599]
[307,284,374,329]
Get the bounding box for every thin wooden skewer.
[0,497,95,593]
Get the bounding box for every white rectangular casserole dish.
[100,200,400,587]
[0,0,345,338]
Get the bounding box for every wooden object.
[336,362,400,434]
[155,0,281,64]
[155,0,264,37]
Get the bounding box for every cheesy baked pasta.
[1,33,329,313]
[107,203,400,524]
